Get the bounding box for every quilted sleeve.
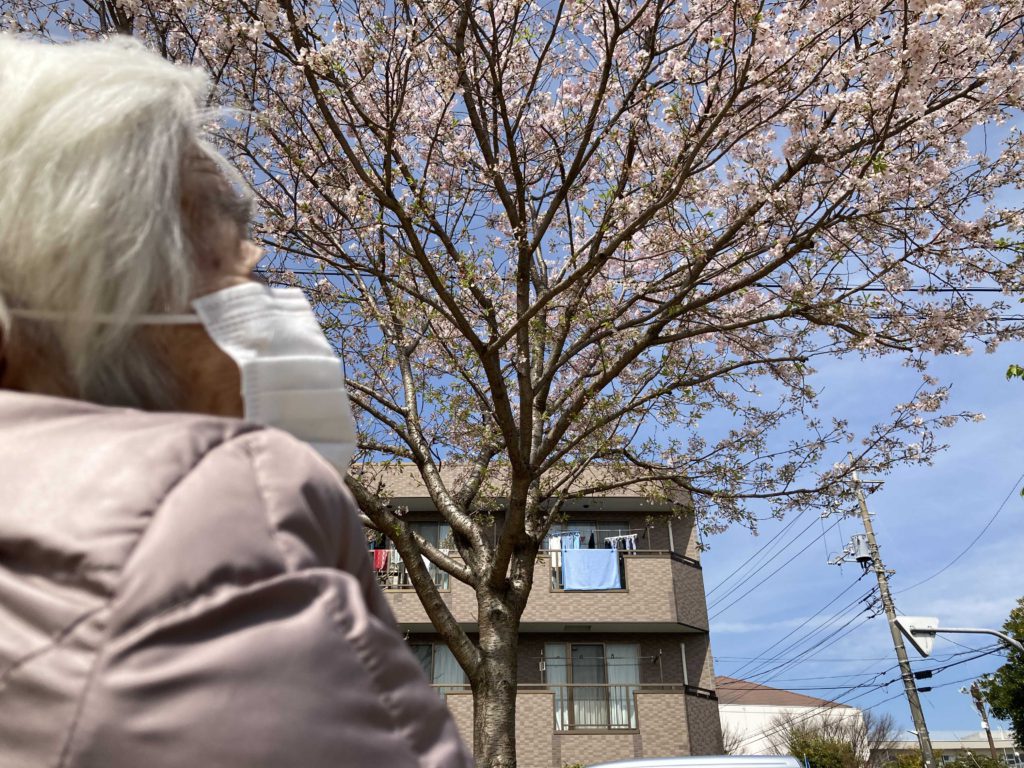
[58,429,473,768]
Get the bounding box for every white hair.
[0,34,249,409]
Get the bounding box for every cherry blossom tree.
[6,0,1024,763]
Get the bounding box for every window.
[544,642,639,730]
[410,642,468,696]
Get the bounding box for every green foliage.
[978,596,1024,749]
[943,757,1005,768]
[1005,364,1024,381]
[788,730,860,768]
[882,751,926,768]
[881,752,926,768]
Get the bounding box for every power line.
[729,659,994,754]
[732,588,875,682]
[723,600,882,711]
[895,468,1024,595]
[707,510,813,597]
[727,635,1008,750]
[727,577,870,679]
[709,518,842,618]
[751,606,880,685]
[715,649,991,664]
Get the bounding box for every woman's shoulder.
[0,389,353,627]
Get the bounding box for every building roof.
[715,676,845,708]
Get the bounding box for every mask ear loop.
[9,308,202,325]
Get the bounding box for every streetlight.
[894,617,1024,655]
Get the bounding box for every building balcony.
[439,683,721,767]
[378,549,709,632]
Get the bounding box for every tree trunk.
[473,589,522,768]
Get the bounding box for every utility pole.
[969,681,999,760]
[850,462,936,768]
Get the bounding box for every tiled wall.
[385,552,708,627]
[686,692,726,755]
[442,688,704,767]
[637,692,691,756]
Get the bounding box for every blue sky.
[702,340,1024,733]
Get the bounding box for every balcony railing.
[544,547,700,592]
[548,683,638,730]
[372,549,450,590]
[432,682,716,741]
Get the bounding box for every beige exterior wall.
[385,553,709,629]
[636,692,691,756]
[441,688,711,768]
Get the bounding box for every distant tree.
[722,723,746,755]
[766,709,885,768]
[978,596,1024,750]
[786,730,859,768]
[881,751,927,768]
[861,711,900,768]
[943,756,1005,768]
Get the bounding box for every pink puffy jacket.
[0,390,473,768]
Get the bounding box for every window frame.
[543,641,640,731]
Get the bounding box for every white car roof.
[587,757,804,768]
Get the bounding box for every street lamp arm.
[922,627,1024,652]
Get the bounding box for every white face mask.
[11,283,357,475]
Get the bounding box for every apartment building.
[360,465,724,768]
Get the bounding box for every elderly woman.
[0,35,472,768]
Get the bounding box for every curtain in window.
[606,643,639,728]
[432,643,467,695]
[571,644,607,728]
[410,644,434,680]
[544,643,570,730]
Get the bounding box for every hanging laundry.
[604,533,639,551]
[587,532,595,549]
[561,549,621,590]
[548,536,562,568]
[372,549,389,571]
